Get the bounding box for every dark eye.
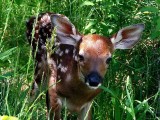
[106,57,112,64]
[78,54,84,62]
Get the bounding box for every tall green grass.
[0,0,159,120]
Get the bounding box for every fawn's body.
[26,12,144,120]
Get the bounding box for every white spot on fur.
[35,30,38,33]
[41,13,51,27]
[66,74,71,81]
[65,49,69,54]
[57,75,61,79]
[57,63,68,73]
[74,55,78,61]
[73,48,76,54]
[60,66,68,73]
[60,59,62,62]
[59,51,63,56]
[57,63,62,69]
[55,48,61,54]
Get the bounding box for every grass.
[0,0,160,120]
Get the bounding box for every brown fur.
[26,12,144,120]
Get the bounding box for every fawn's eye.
[106,57,112,64]
[78,54,84,62]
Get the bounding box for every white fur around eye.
[78,50,85,63]
[79,50,84,56]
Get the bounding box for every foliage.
[0,116,18,120]
[0,0,159,120]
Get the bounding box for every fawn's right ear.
[51,14,81,46]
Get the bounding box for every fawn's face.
[78,35,113,87]
[50,13,144,88]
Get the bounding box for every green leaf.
[150,30,160,39]
[0,71,14,80]
[100,86,118,98]
[126,107,132,115]
[0,116,18,120]
[156,18,160,30]
[84,21,96,30]
[14,0,23,5]
[115,98,121,120]
[0,47,17,61]
[156,0,160,4]
[125,76,135,119]
[81,1,94,7]
[90,29,96,34]
[140,6,159,13]
[134,99,148,114]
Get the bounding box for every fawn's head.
[51,14,144,88]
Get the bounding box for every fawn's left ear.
[51,14,81,46]
[110,24,145,49]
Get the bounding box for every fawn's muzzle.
[85,72,102,87]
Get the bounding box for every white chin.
[86,83,102,89]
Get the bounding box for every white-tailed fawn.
[26,12,144,120]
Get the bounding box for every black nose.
[85,72,102,87]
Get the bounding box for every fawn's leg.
[47,88,62,120]
[47,57,62,120]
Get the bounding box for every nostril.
[85,72,102,87]
[88,80,99,87]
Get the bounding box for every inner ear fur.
[110,24,145,49]
[51,14,82,46]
